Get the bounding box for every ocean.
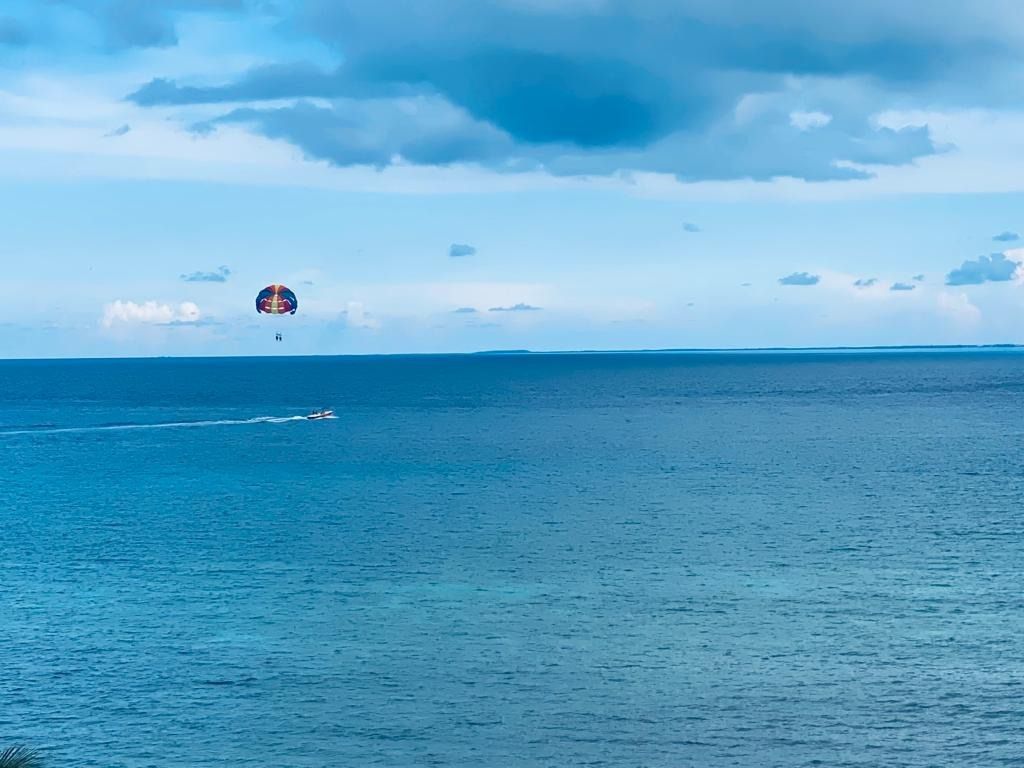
[1,351,1023,767]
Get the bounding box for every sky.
[4,1,1024,357]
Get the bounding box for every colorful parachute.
[256,284,297,315]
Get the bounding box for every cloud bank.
[111,0,1008,183]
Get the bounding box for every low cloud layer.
[779,272,820,286]
[854,277,878,288]
[102,300,201,327]
[946,253,1020,285]
[890,282,916,291]
[993,231,1020,242]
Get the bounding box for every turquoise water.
[2,352,1023,767]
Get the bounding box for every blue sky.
[4,1,1024,357]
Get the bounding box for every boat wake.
[0,414,317,437]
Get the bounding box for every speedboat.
[306,409,334,420]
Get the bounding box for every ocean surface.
[2,351,1024,767]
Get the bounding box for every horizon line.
[2,342,1023,363]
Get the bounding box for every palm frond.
[0,746,44,768]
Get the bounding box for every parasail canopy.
[256,284,297,315]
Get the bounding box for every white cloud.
[936,291,982,327]
[789,110,833,131]
[1006,248,1024,285]
[101,300,201,327]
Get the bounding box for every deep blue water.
[2,351,1024,767]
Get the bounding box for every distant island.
[472,344,1024,355]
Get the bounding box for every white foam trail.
[0,414,318,437]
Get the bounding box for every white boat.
[306,409,334,420]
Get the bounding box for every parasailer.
[257,284,297,343]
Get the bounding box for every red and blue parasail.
[256,284,298,315]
